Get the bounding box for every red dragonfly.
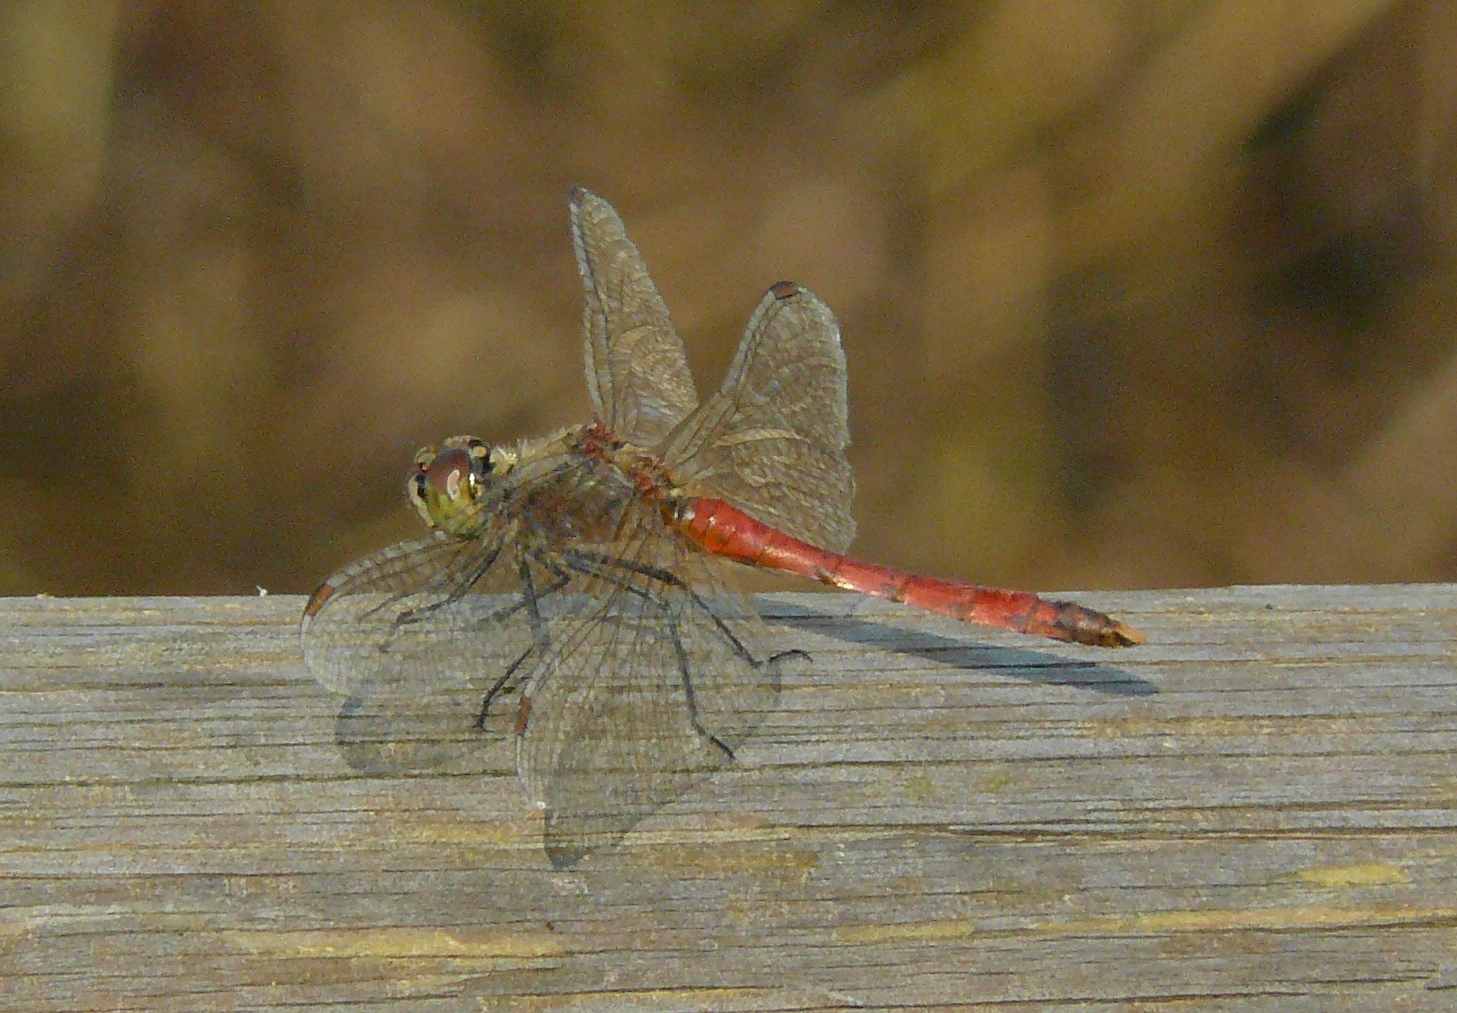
[302,188,1142,867]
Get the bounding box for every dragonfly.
[302,187,1143,868]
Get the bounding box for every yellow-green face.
[407,436,494,537]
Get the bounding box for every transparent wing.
[301,528,539,776]
[301,531,529,698]
[299,444,591,700]
[665,280,855,552]
[571,187,699,447]
[513,505,787,869]
[302,456,787,867]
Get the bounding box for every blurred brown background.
[3,0,1455,597]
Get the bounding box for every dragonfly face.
[408,436,498,537]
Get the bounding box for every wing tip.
[302,581,335,621]
[1107,620,1146,647]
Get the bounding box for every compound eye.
[406,462,436,527]
[467,439,493,473]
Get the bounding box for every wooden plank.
[1,587,1454,1009]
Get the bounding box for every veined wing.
[665,280,855,553]
[301,530,528,698]
[571,187,699,448]
[512,502,789,869]
[303,452,788,866]
[299,440,595,701]
[300,527,540,776]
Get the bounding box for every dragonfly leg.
[475,642,535,731]
[554,549,673,608]
[768,648,811,667]
[384,544,504,634]
[563,548,809,671]
[556,548,763,761]
[665,614,736,761]
[474,555,568,732]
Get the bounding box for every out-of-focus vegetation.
[2,0,1454,596]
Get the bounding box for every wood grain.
[2,586,1454,1009]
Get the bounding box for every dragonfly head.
[408,436,498,537]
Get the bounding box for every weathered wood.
[1,586,1454,1010]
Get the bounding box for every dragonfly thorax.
[408,435,514,537]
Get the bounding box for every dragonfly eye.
[409,442,491,536]
[467,439,493,473]
[407,466,434,527]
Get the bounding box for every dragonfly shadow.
[757,597,1155,698]
[332,684,514,777]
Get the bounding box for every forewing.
[301,532,530,696]
[514,510,784,868]
[571,187,698,447]
[666,281,855,552]
[301,530,535,775]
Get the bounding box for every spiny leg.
[381,543,504,634]
[665,612,736,761]
[475,643,535,732]
[474,555,570,731]
[564,548,810,671]
[555,549,740,761]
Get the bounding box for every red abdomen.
[670,497,1142,648]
